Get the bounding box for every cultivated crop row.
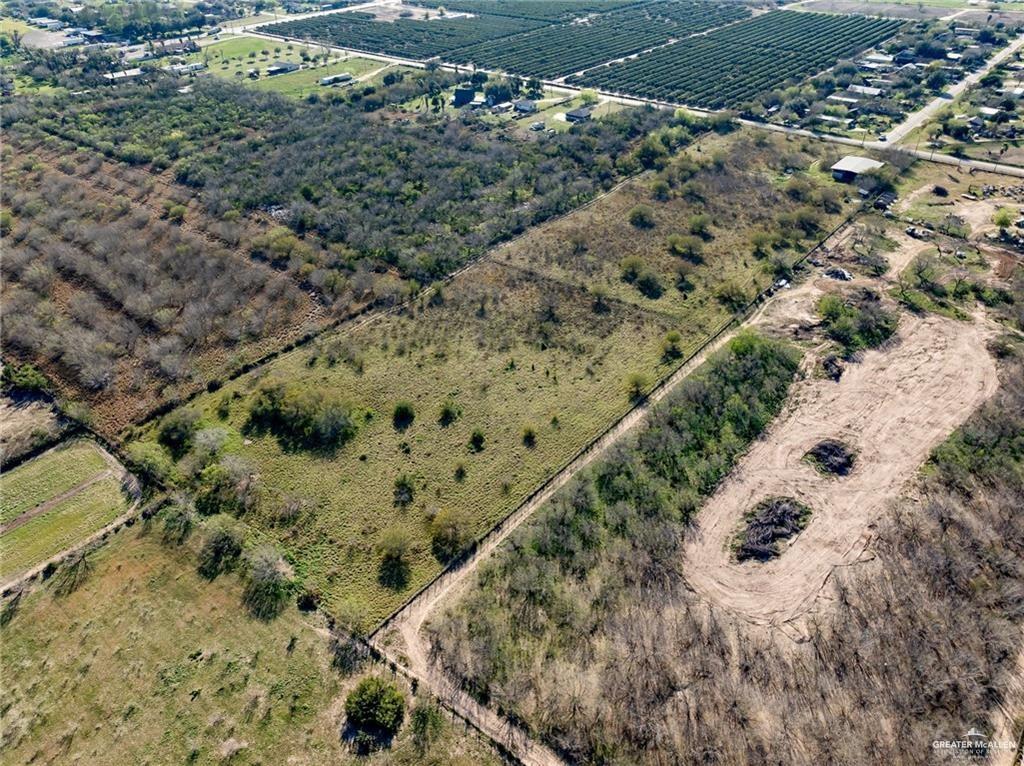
[410,0,643,22]
[449,0,750,79]
[574,11,903,108]
[263,11,545,59]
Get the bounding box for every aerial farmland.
[1,0,1023,764]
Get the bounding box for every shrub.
[438,400,461,427]
[522,426,537,448]
[468,429,485,452]
[345,676,405,737]
[635,269,664,299]
[662,330,683,360]
[161,497,196,546]
[688,213,712,238]
[628,205,655,229]
[197,516,243,579]
[126,441,176,484]
[715,280,750,311]
[194,458,255,517]
[158,408,200,459]
[818,290,897,354]
[242,545,291,620]
[411,701,445,754]
[393,474,415,507]
[392,401,415,431]
[2,362,49,393]
[626,372,649,402]
[248,381,357,451]
[667,234,703,263]
[377,527,412,588]
[430,508,472,562]
[619,255,645,283]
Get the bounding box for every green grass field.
[0,440,109,526]
[131,261,677,628]
[188,35,382,97]
[0,529,501,766]
[0,476,129,581]
[252,57,385,97]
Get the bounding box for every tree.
[628,205,656,229]
[469,428,486,452]
[161,497,196,546]
[345,676,405,737]
[158,408,200,459]
[994,207,1013,231]
[242,545,290,620]
[197,517,243,579]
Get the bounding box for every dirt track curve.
[681,313,998,628]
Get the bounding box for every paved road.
[884,31,1024,143]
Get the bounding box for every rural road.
[884,31,1024,143]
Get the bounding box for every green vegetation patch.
[0,475,127,581]
[0,440,108,525]
[818,288,898,355]
[128,261,680,628]
[0,530,501,765]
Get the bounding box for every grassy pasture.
[0,529,501,766]
[131,261,677,627]
[0,476,128,582]
[252,58,387,98]
[188,35,381,93]
[0,440,107,525]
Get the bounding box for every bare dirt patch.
[0,395,63,465]
[682,313,998,626]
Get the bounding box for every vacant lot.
[0,440,134,583]
[127,127,850,628]
[130,260,677,628]
[683,313,998,624]
[0,529,502,766]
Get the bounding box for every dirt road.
[681,313,998,627]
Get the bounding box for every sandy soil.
[681,313,998,627]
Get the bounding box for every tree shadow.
[377,557,410,590]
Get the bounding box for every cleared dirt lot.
[682,312,998,626]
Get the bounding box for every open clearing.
[682,312,998,626]
[0,439,137,583]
